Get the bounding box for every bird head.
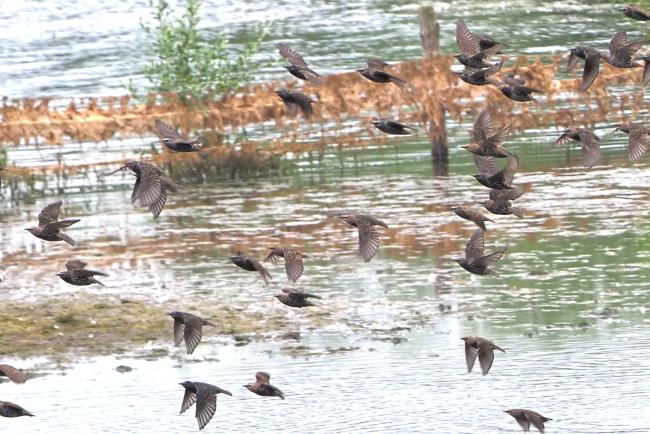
[167,311,181,319]
[471,174,482,181]
[449,205,460,212]
[273,294,281,300]
[275,89,290,99]
[55,272,64,277]
[460,336,468,342]
[24,227,36,234]
[355,68,368,74]
[243,383,253,391]
[612,124,624,133]
[504,410,516,416]
[452,258,464,264]
[179,381,194,390]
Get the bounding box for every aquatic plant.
[135,0,267,103]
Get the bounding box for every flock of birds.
[3,4,650,432]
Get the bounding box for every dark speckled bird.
[555,127,601,168]
[0,364,28,384]
[455,19,503,69]
[275,89,315,119]
[277,43,323,85]
[25,201,80,246]
[472,155,519,190]
[275,288,321,308]
[504,409,552,433]
[244,372,285,399]
[168,311,215,355]
[57,260,108,287]
[566,46,602,91]
[179,381,232,431]
[500,85,541,102]
[104,160,182,219]
[602,31,644,69]
[454,229,506,276]
[154,119,203,152]
[463,108,513,158]
[456,59,504,86]
[620,4,650,20]
[372,118,416,135]
[337,213,388,262]
[461,336,505,376]
[265,247,306,283]
[613,123,650,162]
[230,251,272,285]
[0,402,33,418]
[356,59,407,89]
[450,206,494,231]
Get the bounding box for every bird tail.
[61,233,76,246]
[389,75,407,90]
[493,344,506,353]
[510,207,525,219]
[90,278,106,287]
[204,320,216,327]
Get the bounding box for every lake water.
[2,0,650,433]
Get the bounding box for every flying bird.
[372,118,416,135]
[57,260,108,286]
[154,119,203,152]
[274,288,321,308]
[620,4,650,21]
[454,229,506,276]
[461,336,505,375]
[25,201,80,246]
[602,31,645,69]
[456,59,504,86]
[472,155,519,190]
[455,19,503,69]
[275,89,316,119]
[356,59,407,89]
[104,160,182,219]
[0,402,33,418]
[555,127,601,168]
[613,123,650,162]
[463,109,513,158]
[0,364,28,384]
[277,43,323,84]
[337,213,388,262]
[179,381,232,431]
[566,46,602,91]
[504,409,552,433]
[244,372,285,399]
[450,206,494,231]
[500,85,541,102]
[483,188,525,218]
[230,251,272,285]
[265,247,306,283]
[168,311,215,355]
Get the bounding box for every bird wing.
[578,131,601,168]
[456,19,480,55]
[38,201,63,226]
[278,43,308,67]
[292,92,314,118]
[250,257,272,285]
[149,187,167,219]
[471,248,506,269]
[473,155,498,177]
[358,223,381,262]
[300,67,324,85]
[65,260,87,270]
[477,340,495,375]
[72,269,108,278]
[581,52,600,91]
[465,229,485,261]
[609,31,629,57]
[481,124,512,150]
[386,120,414,131]
[472,109,494,142]
[527,411,548,433]
[154,119,184,141]
[628,129,649,162]
[195,384,217,430]
[513,413,531,432]
[42,219,80,234]
[0,364,28,384]
[183,315,204,355]
[566,50,580,72]
[615,40,644,63]
[366,58,388,70]
[180,388,197,414]
[173,318,185,347]
[284,250,304,283]
[464,342,479,373]
[643,59,650,86]
[490,187,523,202]
[497,155,519,186]
[256,372,271,383]
[555,131,572,147]
[293,291,322,300]
[135,165,163,207]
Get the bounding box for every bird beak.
[460,145,469,149]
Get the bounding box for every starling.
[168,311,215,355]
[274,288,321,308]
[461,336,505,375]
[244,372,285,399]
[472,155,519,190]
[483,190,524,219]
[0,402,33,418]
[555,127,601,168]
[503,73,526,87]
[104,160,182,219]
[450,206,494,231]
[337,213,388,262]
[490,186,524,202]
[230,251,272,285]
[264,247,306,283]
[566,46,602,91]
[463,108,512,158]
[456,59,504,86]
[454,229,506,276]
[620,4,650,20]
[500,85,541,102]
[356,59,407,89]
[372,118,416,135]
[602,31,644,69]
[154,119,203,152]
[455,19,503,69]
[57,260,108,287]
[277,43,323,84]
[613,123,650,162]
[504,409,552,433]
[179,381,232,431]
[25,201,80,246]
[275,89,315,119]
[0,364,28,384]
